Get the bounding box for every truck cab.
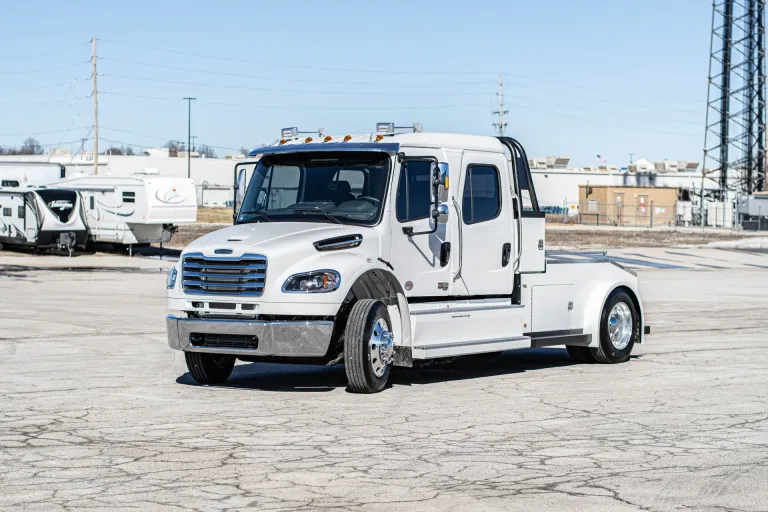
[166,128,645,393]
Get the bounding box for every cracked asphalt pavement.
[1,257,767,511]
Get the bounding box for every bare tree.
[20,137,44,155]
[105,147,124,155]
[198,144,216,158]
[122,145,135,156]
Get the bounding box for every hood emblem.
[214,249,233,255]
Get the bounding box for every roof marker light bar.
[376,122,422,135]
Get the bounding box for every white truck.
[166,127,647,393]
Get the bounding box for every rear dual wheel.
[567,289,638,364]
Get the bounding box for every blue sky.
[1,0,710,166]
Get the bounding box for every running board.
[412,336,531,360]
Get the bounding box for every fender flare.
[339,266,413,366]
[581,281,644,348]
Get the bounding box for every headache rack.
[182,252,267,296]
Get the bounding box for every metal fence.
[548,201,735,228]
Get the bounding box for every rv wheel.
[344,299,393,394]
[184,352,235,385]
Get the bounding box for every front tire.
[591,289,639,364]
[344,299,394,394]
[184,352,235,385]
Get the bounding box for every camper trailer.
[0,187,87,254]
[0,161,65,188]
[50,175,197,245]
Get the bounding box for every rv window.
[18,206,25,219]
[90,196,95,210]
[1,180,19,187]
[2,208,11,217]
[122,191,136,203]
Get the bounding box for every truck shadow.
[175,348,622,392]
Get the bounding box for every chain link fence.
[547,201,749,229]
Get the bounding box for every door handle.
[502,242,512,267]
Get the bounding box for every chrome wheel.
[369,318,394,377]
[608,302,633,350]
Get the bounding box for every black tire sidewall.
[599,290,639,363]
[359,301,392,392]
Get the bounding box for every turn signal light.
[324,135,332,142]
[343,135,352,142]
[305,137,313,143]
[375,134,384,142]
[278,139,287,145]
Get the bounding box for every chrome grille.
[182,252,267,296]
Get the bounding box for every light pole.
[183,97,196,179]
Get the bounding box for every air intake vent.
[313,234,363,251]
[182,252,267,296]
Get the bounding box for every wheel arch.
[581,279,644,348]
[333,267,413,366]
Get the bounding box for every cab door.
[388,151,457,297]
[499,137,546,274]
[456,151,514,295]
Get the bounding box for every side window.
[396,160,432,222]
[462,165,501,224]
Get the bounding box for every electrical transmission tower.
[703,0,766,197]
[492,74,508,136]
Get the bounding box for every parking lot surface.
[1,250,767,511]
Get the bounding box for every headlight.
[282,270,340,293]
[166,267,178,289]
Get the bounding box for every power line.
[0,41,90,61]
[99,57,496,87]
[0,62,90,75]
[100,91,488,111]
[0,94,92,105]
[101,73,494,97]
[0,126,92,137]
[99,58,702,114]
[99,39,497,76]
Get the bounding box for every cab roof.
[248,132,506,157]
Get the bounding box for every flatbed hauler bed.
[166,128,647,393]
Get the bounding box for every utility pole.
[92,37,99,175]
[183,97,196,179]
[492,74,508,137]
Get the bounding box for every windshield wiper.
[290,207,343,224]
[238,209,273,221]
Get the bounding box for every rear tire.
[344,299,393,394]
[591,289,639,364]
[184,352,235,385]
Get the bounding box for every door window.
[396,160,432,222]
[462,165,501,224]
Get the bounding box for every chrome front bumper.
[166,315,334,357]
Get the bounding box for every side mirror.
[430,162,449,202]
[432,203,450,224]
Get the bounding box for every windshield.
[237,151,391,226]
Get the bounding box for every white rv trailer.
[0,187,87,253]
[0,161,65,188]
[50,175,198,245]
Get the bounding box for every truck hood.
[184,222,376,257]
